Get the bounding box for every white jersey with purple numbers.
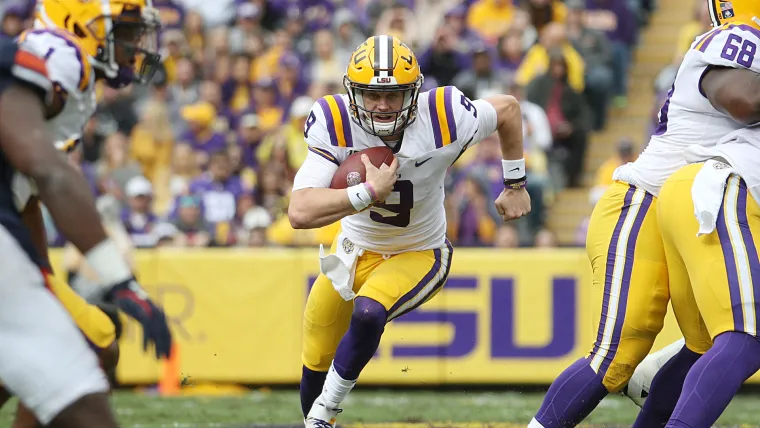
[11,28,97,211]
[614,23,760,197]
[292,86,498,254]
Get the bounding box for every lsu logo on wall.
[308,250,593,384]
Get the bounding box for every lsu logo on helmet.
[343,35,424,137]
[708,0,760,28]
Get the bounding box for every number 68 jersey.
[615,23,760,197]
[292,86,498,254]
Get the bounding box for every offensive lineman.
[290,35,530,427]
[0,0,171,427]
[531,0,760,425]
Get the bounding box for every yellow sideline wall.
[48,249,751,385]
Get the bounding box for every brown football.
[330,146,395,189]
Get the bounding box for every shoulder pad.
[305,94,354,149]
[693,23,760,72]
[18,29,93,95]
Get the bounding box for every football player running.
[531,0,760,426]
[0,0,171,427]
[642,127,760,427]
[290,35,530,427]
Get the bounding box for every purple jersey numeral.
[460,94,478,118]
[370,180,414,227]
[653,83,675,137]
[304,111,316,138]
[720,33,757,68]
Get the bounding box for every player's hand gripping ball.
[330,146,399,202]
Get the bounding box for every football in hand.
[330,146,395,189]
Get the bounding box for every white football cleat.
[624,338,686,407]
[304,395,342,428]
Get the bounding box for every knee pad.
[351,297,387,332]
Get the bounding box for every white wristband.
[502,159,526,180]
[347,183,373,212]
[84,239,133,286]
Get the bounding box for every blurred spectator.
[250,28,292,82]
[676,0,710,56]
[169,57,201,108]
[583,0,638,108]
[257,96,313,171]
[171,195,211,247]
[176,0,235,28]
[96,132,143,202]
[94,86,139,137]
[495,29,525,80]
[160,29,191,84]
[419,26,469,87]
[129,100,175,185]
[466,0,514,44]
[515,22,586,94]
[1,2,25,38]
[494,225,520,248]
[251,78,285,132]
[189,150,246,229]
[375,1,420,49]
[184,10,205,53]
[153,222,180,247]
[154,0,186,31]
[565,0,613,130]
[310,29,343,87]
[534,228,558,247]
[589,137,637,204]
[453,44,508,100]
[414,1,462,48]
[238,203,272,247]
[526,0,568,32]
[179,101,228,168]
[223,54,254,114]
[526,49,591,188]
[333,8,366,63]
[276,53,310,112]
[167,144,201,202]
[229,3,265,54]
[449,174,500,246]
[122,176,159,248]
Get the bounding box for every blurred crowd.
[0,0,655,249]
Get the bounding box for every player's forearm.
[289,188,357,229]
[489,94,524,161]
[20,197,51,268]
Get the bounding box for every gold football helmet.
[35,0,161,87]
[344,35,423,137]
[708,0,760,28]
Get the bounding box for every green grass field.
[1,389,758,427]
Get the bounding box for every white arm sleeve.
[292,151,339,191]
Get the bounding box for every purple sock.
[666,332,760,428]
[632,345,701,427]
[333,297,387,380]
[534,358,609,427]
[300,366,327,418]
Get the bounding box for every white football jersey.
[293,86,498,253]
[614,23,760,196]
[11,28,97,211]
